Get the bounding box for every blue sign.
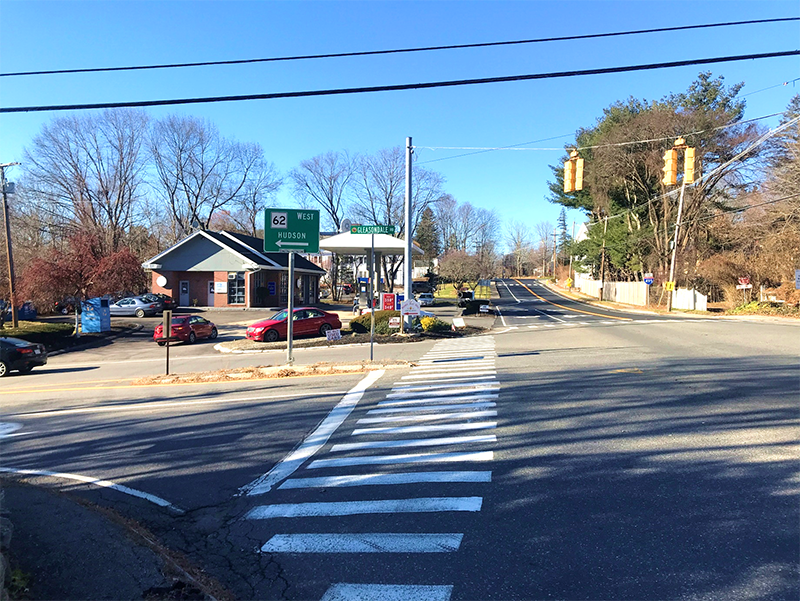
[268,281,276,295]
[358,277,369,283]
[644,278,654,285]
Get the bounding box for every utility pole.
[403,137,413,329]
[568,220,575,287]
[666,179,687,311]
[552,228,557,279]
[598,215,608,301]
[1,162,20,329]
[662,137,695,311]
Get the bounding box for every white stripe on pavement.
[378,394,498,407]
[244,497,483,519]
[353,422,497,435]
[331,435,496,452]
[307,451,493,469]
[356,411,497,424]
[366,402,496,415]
[392,377,496,389]
[279,471,492,489]
[239,370,384,496]
[321,584,453,601]
[261,533,464,553]
[400,372,497,382]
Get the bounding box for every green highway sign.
[351,224,395,235]
[264,208,320,253]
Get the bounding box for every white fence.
[671,288,707,311]
[573,275,648,306]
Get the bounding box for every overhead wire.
[2,17,797,78]
[2,49,798,114]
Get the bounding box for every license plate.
[34,349,41,355]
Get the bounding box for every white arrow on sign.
[275,240,309,248]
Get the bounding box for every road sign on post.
[351,225,395,235]
[264,209,320,253]
[644,273,654,285]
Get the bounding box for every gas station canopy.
[319,231,423,255]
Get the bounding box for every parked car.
[457,289,475,307]
[150,293,178,310]
[417,292,435,306]
[154,315,218,345]
[140,293,166,313]
[0,336,47,377]
[109,296,161,318]
[54,296,80,315]
[412,282,434,294]
[246,307,342,342]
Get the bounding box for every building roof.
[142,230,326,274]
[319,231,423,255]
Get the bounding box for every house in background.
[142,230,326,308]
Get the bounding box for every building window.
[227,272,245,304]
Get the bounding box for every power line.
[3,17,797,78]
[3,50,798,114]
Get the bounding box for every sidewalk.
[0,482,220,600]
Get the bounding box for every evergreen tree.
[415,207,441,265]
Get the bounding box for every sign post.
[265,208,320,364]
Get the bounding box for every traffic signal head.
[683,147,696,184]
[564,160,576,193]
[575,158,584,191]
[662,148,677,186]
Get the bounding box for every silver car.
[109,296,161,318]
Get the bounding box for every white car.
[418,293,435,306]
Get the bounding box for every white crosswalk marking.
[243,336,500,599]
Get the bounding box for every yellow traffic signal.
[662,148,677,186]
[575,157,584,191]
[564,160,576,193]
[683,147,696,184]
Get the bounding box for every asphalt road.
[2,281,798,600]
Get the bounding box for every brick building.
[142,231,325,309]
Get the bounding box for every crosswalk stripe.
[353,422,497,435]
[279,471,492,489]
[244,497,483,519]
[307,451,494,469]
[367,402,496,415]
[331,435,496,452]
[357,411,497,424]
[261,533,464,553]
[401,372,497,382]
[378,394,499,407]
[392,378,496,390]
[321,583,453,601]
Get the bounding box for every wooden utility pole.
[598,215,608,301]
[1,163,20,328]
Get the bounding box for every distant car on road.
[417,292,435,306]
[109,296,160,318]
[154,315,218,345]
[0,336,47,377]
[412,282,434,294]
[150,293,177,310]
[246,307,342,342]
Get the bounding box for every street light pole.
[403,137,413,329]
[1,162,20,328]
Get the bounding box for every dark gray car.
[109,296,161,318]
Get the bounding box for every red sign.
[381,293,396,311]
[738,277,750,286]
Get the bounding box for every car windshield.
[270,310,288,321]
[1,337,33,347]
[172,317,189,324]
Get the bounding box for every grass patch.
[435,283,478,299]
[0,321,74,344]
[726,301,800,317]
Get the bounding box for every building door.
[208,282,215,307]
[179,281,190,307]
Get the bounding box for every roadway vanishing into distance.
[2,280,798,600]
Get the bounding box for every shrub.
[349,310,400,333]
[420,316,450,332]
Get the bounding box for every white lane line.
[387,385,499,399]
[353,422,497,435]
[392,377,496,389]
[411,361,495,371]
[418,356,492,364]
[378,394,499,407]
[308,450,494,469]
[239,370,384,496]
[322,583,453,601]
[497,307,507,326]
[357,411,497,424]
[0,467,184,513]
[279,471,492,489]
[331,435,496,451]
[501,280,522,303]
[0,423,22,437]
[420,350,496,357]
[244,497,483,519]
[262,533,464,553]
[367,402,496,415]
[401,372,497,382]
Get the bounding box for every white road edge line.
[0,467,184,514]
[239,370,385,496]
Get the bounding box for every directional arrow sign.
[264,208,320,253]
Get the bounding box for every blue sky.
[1,0,798,248]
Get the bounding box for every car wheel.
[0,361,8,377]
[210,328,218,340]
[157,341,166,347]
[188,331,196,344]
[319,323,332,336]
[265,329,279,343]
[135,309,145,318]
[60,307,69,315]
[18,365,34,374]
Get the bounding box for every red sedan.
[154,315,218,345]
[246,307,342,342]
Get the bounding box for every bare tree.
[230,145,282,236]
[506,221,533,277]
[23,109,150,253]
[150,115,257,240]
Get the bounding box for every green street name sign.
[264,208,320,253]
[351,224,395,235]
